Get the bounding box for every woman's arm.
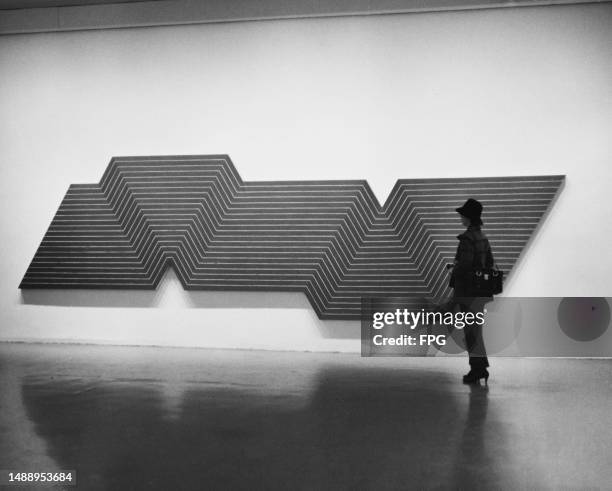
[485,244,495,269]
[453,237,475,278]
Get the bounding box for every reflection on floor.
[1,343,610,490]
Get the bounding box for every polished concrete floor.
[0,343,611,490]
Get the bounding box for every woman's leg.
[460,298,489,370]
[464,322,489,369]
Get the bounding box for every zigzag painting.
[20,155,564,319]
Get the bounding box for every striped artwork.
[20,155,564,319]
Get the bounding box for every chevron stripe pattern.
[20,155,564,319]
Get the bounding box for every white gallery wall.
[1,3,611,352]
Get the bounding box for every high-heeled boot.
[462,368,489,385]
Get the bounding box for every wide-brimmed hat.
[455,198,483,225]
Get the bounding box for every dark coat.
[449,225,494,297]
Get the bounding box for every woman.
[449,198,494,384]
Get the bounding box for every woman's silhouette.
[449,198,494,384]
